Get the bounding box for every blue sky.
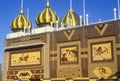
[0,0,118,64]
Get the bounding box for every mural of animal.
[19,54,29,62]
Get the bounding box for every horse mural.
[19,53,29,63]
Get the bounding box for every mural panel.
[60,45,78,64]
[91,41,113,62]
[93,67,112,77]
[10,51,41,66]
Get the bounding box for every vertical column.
[81,58,88,77]
[44,33,50,78]
[2,51,9,80]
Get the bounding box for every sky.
[0,0,118,64]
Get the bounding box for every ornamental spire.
[70,0,72,10]
[46,0,50,7]
[20,0,24,13]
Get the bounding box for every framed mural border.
[88,36,116,63]
[91,41,113,62]
[57,41,81,67]
[9,47,43,68]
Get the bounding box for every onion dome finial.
[36,0,59,27]
[61,9,80,27]
[10,9,32,32]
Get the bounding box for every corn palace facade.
[3,1,120,81]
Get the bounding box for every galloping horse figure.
[19,54,29,63]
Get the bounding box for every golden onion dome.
[61,9,80,27]
[36,1,59,27]
[10,9,32,32]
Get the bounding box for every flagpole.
[27,8,30,33]
[83,0,86,25]
[21,0,23,9]
[27,8,29,20]
[70,0,72,10]
[118,0,120,19]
